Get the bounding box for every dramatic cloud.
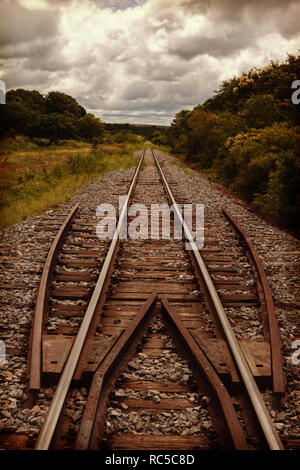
[0,0,299,124]
[0,1,59,45]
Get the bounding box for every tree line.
[0,89,169,147]
[0,89,104,143]
[105,122,168,145]
[168,54,300,233]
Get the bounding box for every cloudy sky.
[0,0,299,125]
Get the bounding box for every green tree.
[241,94,281,129]
[45,91,85,117]
[185,106,220,167]
[38,113,78,143]
[0,89,45,137]
[77,113,104,141]
[219,123,297,200]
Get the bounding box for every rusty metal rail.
[223,208,286,396]
[161,297,248,450]
[75,293,158,450]
[152,149,284,450]
[34,151,145,450]
[29,204,79,392]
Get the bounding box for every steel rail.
[75,293,157,450]
[152,149,284,450]
[223,208,285,396]
[29,204,79,392]
[34,151,145,450]
[161,297,249,450]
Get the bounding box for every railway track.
[25,148,286,450]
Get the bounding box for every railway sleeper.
[40,332,272,391]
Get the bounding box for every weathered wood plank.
[106,434,213,450]
[121,379,190,392]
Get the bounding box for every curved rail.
[29,204,79,392]
[34,151,145,450]
[161,297,248,450]
[75,293,158,450]
[223,208,285,396]
[152,149,284,450]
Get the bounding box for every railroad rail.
[27,148,285,450]
[28,204,79,392]
[222,208,286,397]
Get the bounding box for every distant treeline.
[105,122,168,145]
[0,89,104,143]
[0,89,169,147]
[168,54,300,233]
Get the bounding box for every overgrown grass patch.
[0,139,143,229]
[150,143,171,154]
[169,159,195,176]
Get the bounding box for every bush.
[254,151,300,230]
[167,53,300,232]
[240,94,281,129]
[215,123,299,229]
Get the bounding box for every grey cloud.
[0,0,64,88]
[168,1,300,61]
[0,37,66,64]
[3,61,52,89]
[138,57,192,82]
[100,110,171,125]
[268,2,300,38]
[181,0,296,16]
[149,9,184,33]
[78,94,107,110]
[122,80,155,101]
[168,33,253,60]
[0,0,59,46]
[24,40,96,73]
[181,0,300,36]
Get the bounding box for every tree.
[77,113,104,141]
[0,89,45,138]
[6,89,46,113]
[168,110,190,154]
[241,94,281,129]
[167,53,300,231]
[45,91,85,117]
[38,113,78,143]
[219,123,297,201]
[185,106,220,167]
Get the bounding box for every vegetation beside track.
[167,54,300,235]
[0,137,144,229]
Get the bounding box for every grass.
[0,137,89,167]
[0,137,144,229]
[150,143,171,154]
[163,150,220,182]
[169,159,195,176]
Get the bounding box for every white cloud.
[0,0,299,124]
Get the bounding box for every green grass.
[165,152,220,182]
[169,159,195,176]
[0,136,90,168]
[0,138,144,229]
[150,143,171,154]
